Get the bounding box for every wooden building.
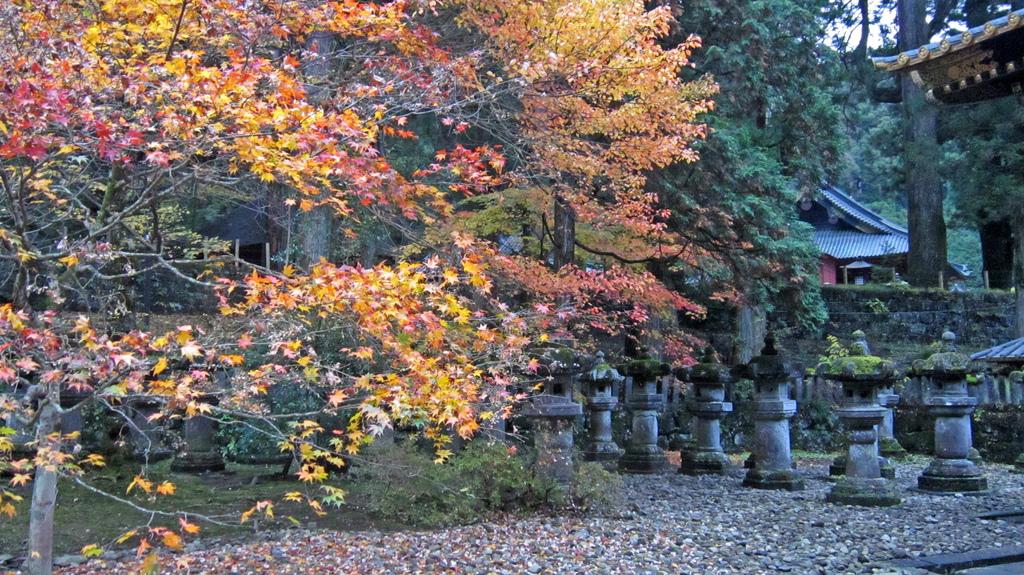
[873,8,1024,289]
[799,187,909,285]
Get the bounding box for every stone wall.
[820,286,1014,347]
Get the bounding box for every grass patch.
[0,460,397,557]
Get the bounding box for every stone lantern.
[914,331,988,493]
[742,335,803,491]
[678,349,734,475]
[826,332,896,480]
[877,380,907,460]
[844,330,908,461]
[127,396,174,463]
[171,368,229,473]
[170,394,226,473]
[580,351,624,465]
[618,351,670,474]
[819,335,900,506]
[521,343,583,486]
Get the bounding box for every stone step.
[893,545,1024,573]
[958,562,1024,575]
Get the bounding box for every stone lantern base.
[917,459,988,493]
[741,468,804,491]
[829,455,895,480]
[619,446,669,474]
[170,451,226,473]
[879,436,908,459]
[584,442,623,464]
[826,477,900,507]
[680,449,731,475]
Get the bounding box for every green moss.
[688,363,731,382]
[817,355,892,377]
[914,351,970,374]
[621,357,670,377]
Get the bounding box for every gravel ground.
[53,459,1024,575]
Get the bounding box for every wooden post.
[264,242,271,270]
[939,271,944,290]
[234,239,240,268]
[984,270,990,290]
[842,266,848,285]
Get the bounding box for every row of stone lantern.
[524,337,807,491]
[820,330,990,503]
[525,330,992,506]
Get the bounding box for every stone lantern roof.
[581,351,625,384]
[682,348,734,383]
[817,331,897,382]
[534,341,580,376]
[746,334,790,382]
[913,331,971,377]
[619,350,670,379]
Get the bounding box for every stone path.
[56,460,1024,575]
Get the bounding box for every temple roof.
[820,187,908,235]
[814,229,908,260]
[806,187,909,260]
[971,337,1024,363]
[872,9,1024,104]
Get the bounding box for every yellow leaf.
[140,551,160,575]
[81,544,103,558]
[83,454,106,467]
[126,475,152,494]
[59,255,79,267]
[152,357,168,376]
[161,531,183,551]
[156,481,175,496]
[115,529,138,544]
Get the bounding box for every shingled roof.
[971,337,1024,363]
[812,187,909,260]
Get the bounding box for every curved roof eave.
[872,9,1024,72]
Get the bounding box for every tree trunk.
[899,0,947,288]
[980,219,1013,289]
[552,195,575,270]
[734,304,766,365]
[292,30,338,269]
[265,184,291,272]
[298,205,333,268]
[1014,215,1024,337]
[25,385,60,575]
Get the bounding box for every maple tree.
[0,1,722,573]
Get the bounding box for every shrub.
[570,461,623,513]
[351,440,622,526]
[793,399,842,452]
